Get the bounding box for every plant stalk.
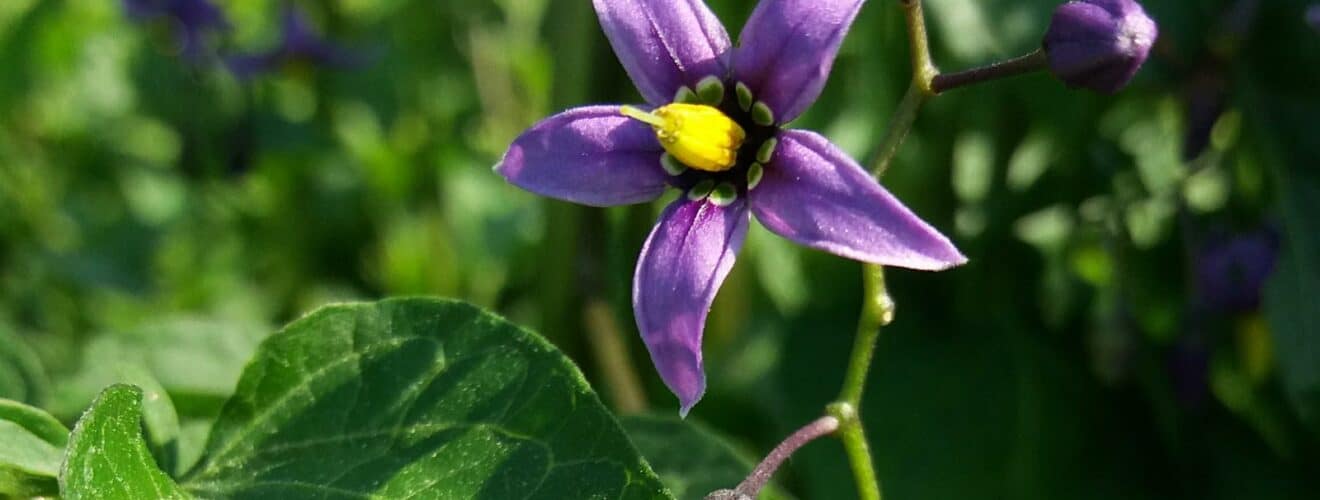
[827,2,940,499]
[709,416,840,499]
[930,49,1049,94]
[868,83,928,179]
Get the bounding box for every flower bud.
[1043,0,1158,93]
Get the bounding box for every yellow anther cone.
[621,104,745,172]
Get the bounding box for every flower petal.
[733,0,863,123]
[750,130,967,270]
[634,196,749,415]
[592,0,732,105]
[495,106,669,207]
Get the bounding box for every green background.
[1,0,1318,498]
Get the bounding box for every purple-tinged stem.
[930,49,1049,94]
[707,416,841,499]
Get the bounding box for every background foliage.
[1,0,1317,498]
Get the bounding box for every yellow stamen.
[620,104,746,172]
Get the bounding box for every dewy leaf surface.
[182,298,669,499]
[60,384,189,500]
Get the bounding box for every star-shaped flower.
[496,0,967,414]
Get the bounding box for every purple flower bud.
[1043,0,1158,93]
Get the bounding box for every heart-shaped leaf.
[60,384,189,500]
[182,298,669,499]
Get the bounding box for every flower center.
[620,103,745,172]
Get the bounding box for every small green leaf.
[182,298,669,499]
[60,384,189,500]
[115,365,182,476]
[623,415,793,500]
[0,399,68,497]
[0,399,69,447]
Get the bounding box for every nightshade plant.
[5,0,1228,499]
[495,0,967,416]
[494,0,1158,498]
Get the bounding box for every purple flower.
[496,0,966,414]
[123,0,229,59]
[226,3,364,78]
[1309,4,1320,32]
[1195,228,1279,314]
[1043,0,1158,93]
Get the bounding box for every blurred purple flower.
[495,0,966,415]
[123,0,229,59]
[1309,4,1320,32]
[1043,0,1158,93]
[227,3,365,78]
[1195,228,1279,314]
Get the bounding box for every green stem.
[868,83,928,179]
[828,401,882,500]
[902,0,939,94]
[871,0,938,178]
[838,265,893,405]
[827,3,937,499]
[828,263,891,500]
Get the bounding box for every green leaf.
[51,353,187,474]
[1241,67,1320,437]
[1262,124,1320,438]
[0,399,68,497]
[60,384,189,500]
[0,398,68,447]
[622,415,793,500]
[115,365,182,477]
[182,298,669,499]
[0,327,50,406]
